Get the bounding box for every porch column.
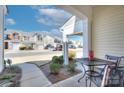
[0,6,5,73]
[82,19,92,57]
[63,33,69,65]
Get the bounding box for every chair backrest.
[101,65,111,87]
[105,55,121,67]
[119,56,124,67]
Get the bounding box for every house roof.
[5,29,62,41]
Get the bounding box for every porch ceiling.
[67,32,83,36]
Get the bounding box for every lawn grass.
[0,66,21,87]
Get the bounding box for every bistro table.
[80,58,115,66]
[78,58,116,86]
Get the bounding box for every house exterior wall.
[29,35,37,42]
[43,36,54,46]
[0,6,7,73]
[92,6,124,59]
[0,6,4,73]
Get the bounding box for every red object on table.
[89,50,94,61]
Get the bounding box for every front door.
[4,42,8,49]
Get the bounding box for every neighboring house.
[29,33,43,49]
[4,31,31,50]
[4,32,21,50]
[43,35,55,47]
[4,30,62,50]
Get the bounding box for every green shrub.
[58,55,64,65]
[19,46,26,50]
[50,63,61,74]
[67,63,76,73]
[19,43,26,50]
[0,74,15,80]
[52,56,64,65]
[52,56,59,64]
[6,66,21,73]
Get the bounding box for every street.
[4,48,83,64]
[5,50,62,58]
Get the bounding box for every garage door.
[13,43,19,50]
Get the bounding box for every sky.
[5,5,83,43]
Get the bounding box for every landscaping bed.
[29,50,81,84]
[0,66,22,87]
[40,63,81,84]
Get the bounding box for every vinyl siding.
[92,6,124,61]
[0,6,4,72]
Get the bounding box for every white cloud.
[39,8,67,18]
[31,6,72,27]
[50,29,62,38]
[37,17,53,26]
[38,8,71,26]
[6,18,16,25]
[37,29,62,39]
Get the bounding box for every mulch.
[40,63,81,84]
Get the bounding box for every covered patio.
[0,5,124,87]
[56,5,124,87]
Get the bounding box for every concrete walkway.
[18,63,52,87]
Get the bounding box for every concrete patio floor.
[18,63,97,87]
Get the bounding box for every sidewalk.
[18,63,52,87]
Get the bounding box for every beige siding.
[0,6,4,72]
[92,6,124,60]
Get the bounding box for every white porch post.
[60,16,76,65]
[0,6,5,73]
[63,33,69,65]
[82,19,92,57]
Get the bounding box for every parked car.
[44,44,54,50]
[48,46,56,51]
[68,44,76,49]
[78,45,83,48]
[56,44,62,51]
